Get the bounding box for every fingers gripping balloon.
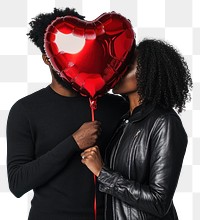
[44,11,135,220]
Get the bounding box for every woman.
[81,39,192,219]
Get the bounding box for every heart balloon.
[44,12,135,99]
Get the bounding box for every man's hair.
[136,39,192,113]
[27,7,85,53]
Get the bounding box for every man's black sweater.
[6,85,128,220]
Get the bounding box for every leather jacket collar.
[122,102,156,123]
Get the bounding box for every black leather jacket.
[97,103,187,220]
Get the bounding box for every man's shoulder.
[11,87,48,110]
[102,93,127,104]
[100,93,129,114]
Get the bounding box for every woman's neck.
[127,92,140,114]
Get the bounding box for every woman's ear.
[42,54,51,65]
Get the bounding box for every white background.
[0,0,200,219]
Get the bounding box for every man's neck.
[50,80,78,97]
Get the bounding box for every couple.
[7,7,192,220]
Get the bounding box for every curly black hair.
[136,39,192,113]
[27,8,85,53]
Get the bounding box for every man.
[6,7,128,220]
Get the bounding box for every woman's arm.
[83,114,187,218]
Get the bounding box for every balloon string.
[89,98,97,122]
[91,106,95,122]
[94,174,97,220]
[89,98,97,220]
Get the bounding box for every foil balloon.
[44,12,135,220]
[44,12,135,99]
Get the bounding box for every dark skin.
[81,51,140,176]
[42,54,101,150]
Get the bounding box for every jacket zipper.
[128,129,141,179]
[110,120,129,220]
[110,121,129,169]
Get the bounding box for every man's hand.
[72,121,101,150]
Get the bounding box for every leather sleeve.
[97,113,187,218]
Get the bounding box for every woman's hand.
[81,146,104,176]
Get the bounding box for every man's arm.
[7,102,100,198]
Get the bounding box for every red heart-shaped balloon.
[44,12,135,98]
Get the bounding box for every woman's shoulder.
[150,105,186,135]
[147,105,185,133]
[153,104,180,119]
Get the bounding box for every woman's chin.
[112,83,121,94]
[112,87,118,94]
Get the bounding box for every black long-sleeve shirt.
[6,85,128,220]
